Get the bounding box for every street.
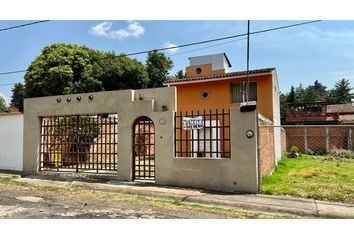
[0,180,288,219]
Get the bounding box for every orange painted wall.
[174,74,274,121]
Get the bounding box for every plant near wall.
[53,116,101,165]
[288,146,300,158]
[0,96,10,112]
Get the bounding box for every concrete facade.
[0,113,23,171]
[23,87,259,193]
[161,110,259,193]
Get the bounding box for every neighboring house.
[327,103,354,125]
[286,102,340,125]
[286,102,354,125]
[164,53,282,166]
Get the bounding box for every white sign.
[240,101,257,107]
[182,116,204,130]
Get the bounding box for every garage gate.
[39,114,118,173]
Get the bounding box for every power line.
[0,20,322,78]
[0,20,50,32]
[124,20,322,57]
[170,37,248,56]
[0,70,27,76]
[0,82,22,87]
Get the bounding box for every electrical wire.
[0,20,322,79]
[0,20,50,32]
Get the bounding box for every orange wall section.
[174,74,274,121]
[186,63,226,78]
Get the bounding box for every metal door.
[132,116,155,181]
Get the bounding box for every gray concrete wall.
[157,109,259,193]
[23,87,176,177]
[23,87,259,193]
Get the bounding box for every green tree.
[0,96,9,112]
[175,69,185,79]
[302,80,327,102]
[10,83,24,112]
[295,84,306,102]
[24,43,150,98]
[146,50,173,88]
[24,44,103,97]
[287,86,296,103]
[280,93,288,124]
[328,79,353,104]
[93,53,149,91]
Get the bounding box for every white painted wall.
[189,53,230,72]
[0,113,23,171]
[272,71,282,163]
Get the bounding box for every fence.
[40,114,118,173]
[283,125,353,154]
[175,109,230,158]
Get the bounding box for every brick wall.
[258,115,276,176]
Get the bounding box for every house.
[286,102,354,125]
[286,101,340,125]
[164,53,282,171]
[327,103,354,125]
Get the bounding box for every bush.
[314,147,328,156]
[288,146,300,158]
[329,146,354,159]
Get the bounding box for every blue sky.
[1,20,354,103]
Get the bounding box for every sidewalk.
[1,172,353,218]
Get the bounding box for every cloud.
[163,41,179,53]
[297,26,354,44]
[89,21,145,40]
[89,22,113,37]
[0,92,9,105]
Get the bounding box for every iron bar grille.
[133,117,155,181]
[40,114,118,174]
[175,109,231,158]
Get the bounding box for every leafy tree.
[328,79,353,104]
[302,80,327,102]
[24,44,151,98]
[24,44,103,97]
[0,96,9,112]
[10,83,24,112]
[280,93,288,124]
[146,50,173,88]
[295,84,306,102]
[93,53,149,91]
[175,69,186,79]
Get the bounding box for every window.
[231,82,257,103]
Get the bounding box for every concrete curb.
[2,173,354,218]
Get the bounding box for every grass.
[0,176,295,219]
[262,154,354,203]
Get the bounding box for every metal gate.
[132,116,155,181]
[40,114,118,173]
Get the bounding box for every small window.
[196,68,202,74]
[231,82,257,103]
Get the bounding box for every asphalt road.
[0,182,236,219]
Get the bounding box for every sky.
[1,20,354,104]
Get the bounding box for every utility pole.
[246,20,250,102]
[240,20,256,112]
